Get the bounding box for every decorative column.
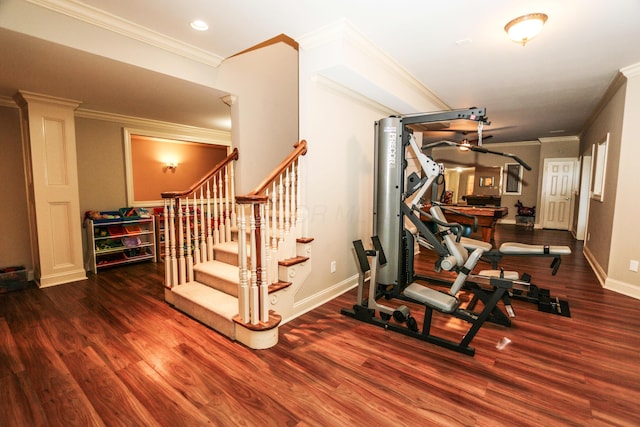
[14,91,87,287]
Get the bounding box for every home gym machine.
[341,108,569,356]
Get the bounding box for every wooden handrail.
[161,148,239,199]
[247,140,307,196]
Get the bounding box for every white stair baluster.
[264,189,272,285]
[200,188,207,262]
[178,199,185,284]
[224,166,232,243]
[206,182,214,261]
[192,193,201,265]
[238,204,249,323]
[259,203,269,323]
[212,176,220,245]
[289,164,297,258]
[277,175,284,261]
[185,196,193,282]
[169,199,178,287]
[218,171,225,242]
[163,201,171,287]
[249,204,259,324]
[229,162,237,229]
[284,168,291,259]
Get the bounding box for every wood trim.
[235,194,269,204]
[160,148,238,198]
[582,71,626,136]
[247,140,307,196]
[233,310,281,330]
[278,256,309,267]
[226,34,298,60]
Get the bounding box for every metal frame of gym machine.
[341,108,531,356]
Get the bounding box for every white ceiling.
[2,0,640,143]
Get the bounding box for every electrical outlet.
[630,260,639,273]
[330,261,336,273]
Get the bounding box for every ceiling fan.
[459,133,493,149]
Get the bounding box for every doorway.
[541,158,576,230]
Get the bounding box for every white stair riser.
[195,270,238,297]
[167,241,312,350]
[173,294,236,339]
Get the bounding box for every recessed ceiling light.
[190,20,209,31]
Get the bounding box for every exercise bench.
[341,236,512,356]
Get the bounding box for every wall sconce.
[504,13,548,46]
[165,162,178,171]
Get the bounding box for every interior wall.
[0,105,31,270]
[297,78,391,303]
[536,137,580,227]
[607,70,640,296]
[579,80,626,279]
[295,23,447,311]
[76,117,129,214]
[432,143,541,221]
[75,115,231,263]
[216,40,299,195]
[129,135,227,203]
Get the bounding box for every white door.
[542,159,575,230]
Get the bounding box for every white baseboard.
[578,246,640,300]
[499,218,542,229]
[583,245,606,287]
[282,274,358,324]
[605,277,640,300]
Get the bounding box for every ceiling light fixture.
[504,13,548,46]
[190,20,209,31]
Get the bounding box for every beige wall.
[580,80,625,279]
[76,118,129,214]
[0,105,31,270]
[216,41,299,195]
[297,79,391,303]
[432,143,541,222]
[536,136,580,227]
[294,23,447,307]
[607,71,640,295]
[129,135,227,202]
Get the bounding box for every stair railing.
[161,148,239,288]
[235,140,308,325]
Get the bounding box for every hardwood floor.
[1,225,639,426]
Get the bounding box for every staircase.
[161,141,311,349]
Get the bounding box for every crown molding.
[621,62,640,79]
[14,90,82,109]
[312,75,397,117]
[582,71,627,136]
[538,135,580,144]
[0,96,18,109]
[0,94,230,143]
[298,19,449,113]
[75,108,231,144]
[26,0,224,67]
[339,21,449,111]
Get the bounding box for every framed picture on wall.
[504,163,523,195]
[591,132,609,202]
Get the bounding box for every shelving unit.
[85,215,156,273]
